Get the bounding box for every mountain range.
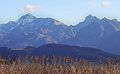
[0,14,120,54]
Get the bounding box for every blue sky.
[0,0,119,25]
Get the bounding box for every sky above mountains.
[0,0,119,25]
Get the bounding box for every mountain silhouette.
[0,14,120,54]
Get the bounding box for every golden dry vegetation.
[0,56,120,74]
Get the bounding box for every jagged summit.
[85,15,99,21]
[20,13,36,19]
[17,13,37,24]
[101,17,110,21]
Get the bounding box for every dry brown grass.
[0,56,120,74]
[0,63,120,74]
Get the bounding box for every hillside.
[0,44,119,62]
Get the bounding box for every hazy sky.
[0,0,119,25]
